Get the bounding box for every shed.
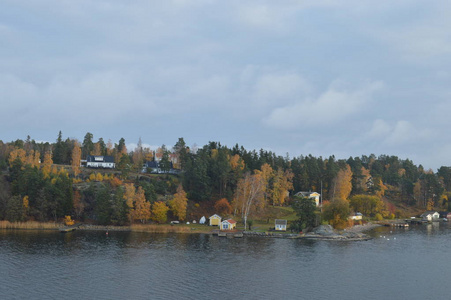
[275,219,287,231]
[220,219,237,231]
[209,214,222,226]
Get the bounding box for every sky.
[1,0,451,170]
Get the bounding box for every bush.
[375,213,383,221]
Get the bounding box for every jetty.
[60,223,82,233]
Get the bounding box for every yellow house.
[209,214,222,226]
[295,191,321,207]
[220,219,237,230]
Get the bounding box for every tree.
[132,186,151,223]
[291,196,317,232]
[233,172,265,230]
[82,132,94,158]
[169,185,188,221]
[214,198,232,216]
[331,165,353,200]
[53,131,64,164]
[42,151,53,178]
[117,154,131,179]
[322,199,351,229]
[71,141,81,177]
[152,201,169,223]
[159,145,171,173]
[269,168,294,206]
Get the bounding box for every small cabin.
[421,211,440,222]
[209,214,222,226]
[220,219,236,231]
[275,219,287,231]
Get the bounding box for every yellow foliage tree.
[124,183,136,223]
[89,173,96,181]
[331,165,353,200]
[132,186,151,223]
[95,172,104,181]
[64,216,75,226]
[233,172,265,230]
[71,142,82,177]
[8,148,26,167]
[269,168,294,206]
[229,154,245,171]
[169,185,188,221]
[152,201,169,223]
[42,151,53,178]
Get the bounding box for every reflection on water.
[1,224,451,300]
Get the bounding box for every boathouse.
[209,214,222,226]
[275,219,287,231]
[220,219,236,231]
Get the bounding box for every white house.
[275,219,287,231]
[350,212,363,220]
[209,214,222,226]
[295,191,321,207]
[86,155,115,169]
[421,211,440,222]
[220,219,237,230]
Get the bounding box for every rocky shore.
[300,224,379,241]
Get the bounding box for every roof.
[295,191,320,198]
[275,219,287,225]
[144,161,159,168]
[209,214,221,219]
[86,155,115,163]
[224,219,236,224]
[421,211,439,216]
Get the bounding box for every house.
[294,191,321,207]
[209,214,222,226]
[142,160,178,174]
[421,211,440,222]
[220,219,237,230]
[86,155,115,169]
[350,212,363,220]
[275,219,287,231]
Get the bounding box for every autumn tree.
[269,168,294,206]
[169,185,188,221]
[233,172,265,230]
[132,186,151,223]
[8,148,26,168]
[331,164,353,200]
[322,199,351,229]
[71,141,81,177]
[152,201,169,223]
[214,198,232,216]
[42,151,53,178]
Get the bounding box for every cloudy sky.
[1,1,451,169]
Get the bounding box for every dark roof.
[86,155,115,163]
[144,161,159,168]
[275,219,287,225]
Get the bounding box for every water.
[1,224,451,300]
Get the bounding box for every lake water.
[1,223,450,300]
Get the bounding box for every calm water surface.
[1,223,451,300]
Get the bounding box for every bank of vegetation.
[0,131,449,231]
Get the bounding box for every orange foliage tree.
[214,198,232,215]
[132,186,151,223]
[42,151,53,178]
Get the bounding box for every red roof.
[226,219,236,224]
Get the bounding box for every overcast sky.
[1,1,451,170]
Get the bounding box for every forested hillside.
[0,132,449,226]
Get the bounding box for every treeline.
[0,131,451,225]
